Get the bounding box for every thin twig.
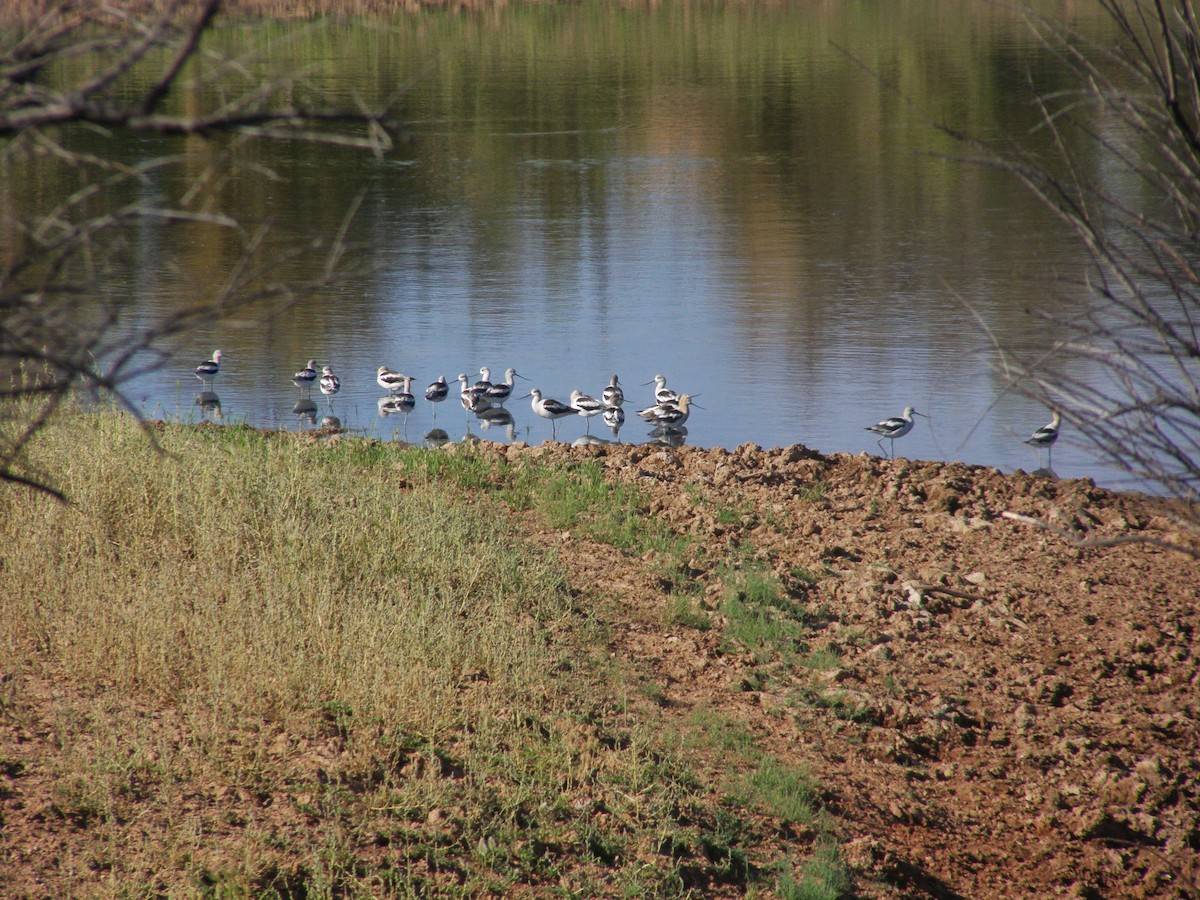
[1001,511,1198,557]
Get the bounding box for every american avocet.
[426,375,449,403]
[570,389,606,433]
[649,374,678,406]
[485,367,522,405]
[1024,409,1061,468]
[474,367,494,395]
[866,406,926,459]
[602,374,624,408]
[293,359,319,394]
[458,373,491,413]
[319,365,340,403]
[377,366,407,395]
[530,388,575,439]
[641,393,695,429]
[195,349,223,383]
[603,404,624,437]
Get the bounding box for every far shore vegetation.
[1,407,849,896]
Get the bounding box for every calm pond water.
[10,2,1141,485]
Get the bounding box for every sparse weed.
[664,593,711,630]
[799,646,841,672]
[745,757,820,825]
[794,481,830,503]
[720,566,807,658]
[777,839,852,900]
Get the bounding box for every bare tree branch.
[0,0,400,498]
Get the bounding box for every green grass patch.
[720,566,808,659]
[778,840,853,900]
[663,593,712,630]
[502,457,690,559]
[1,410,852,896]
[745,756,821,825]
[794,481,830,503]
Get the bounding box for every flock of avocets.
[193,349,1063,463]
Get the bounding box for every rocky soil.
[482,439,1200,898]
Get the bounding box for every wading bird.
[195,349,223,384]
[530,388,575,439]
[425,375,449,416]
[570,388,606,433]
[602,374,624,408]
[485,367,522,405]
[1024,409,1061,468]
[640,393,696,430]
[377,366,407,395]
[293,359,319,394]
[319,365,340,404]
[866,406,926,459]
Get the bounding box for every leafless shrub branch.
[1,0,400,496]
[934,2,1200,514]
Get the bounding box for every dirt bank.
[478,439,1200,898]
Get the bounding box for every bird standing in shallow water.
[530,388,575,439]
[293,359,319,395]
[458,373,491,413]
[319,365,340,404]
[1024,409,1061,468]
[640,393,695,429]
[866,406,926,459]
[602,374,624,408]
[377,366,407,395]
[485,367,521,405]
[570,389,605,433]
[649,374,677,406]
[425,375,449,416]
[195,349,223,384]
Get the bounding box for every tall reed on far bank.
[0,412,571,739]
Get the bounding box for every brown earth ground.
[3,438,1199,897]
[506,441,1200,897]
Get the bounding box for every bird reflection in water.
[603,405,624,441]
[648,425,687,449]
[293,398,318,428]
[320,414,342,432]
[378,396,407,418]
[194,391,222,422]
[424,428,451,448]
[476,406,515,443]
[572,433,610,447]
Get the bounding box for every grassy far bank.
[0,411,847,897]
